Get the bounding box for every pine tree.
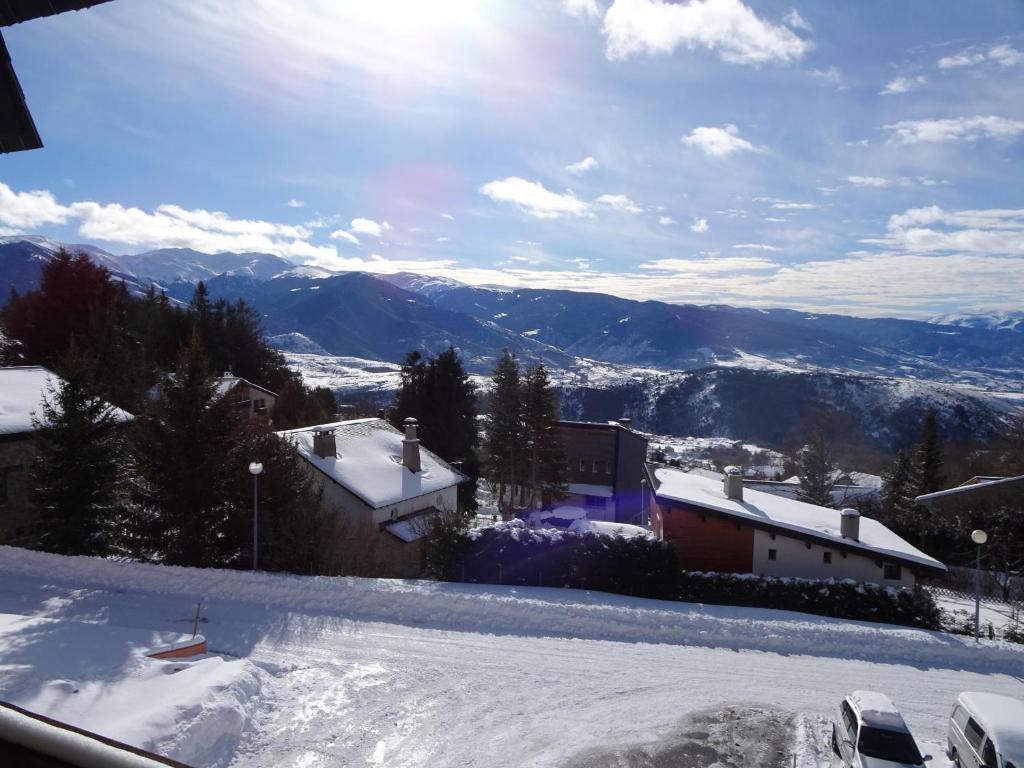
[914,408,946,496]
[483,350,525,516]
[129,332,242,567]
[521,363,567,510]
[30,343,125,555]
[880,451,916,530]
[795,426,837,507]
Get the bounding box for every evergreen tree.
[520,363,567,510]
[794,426,838,507]
[914,408,946,496]
[483,350,525,516]
[129,332,242,567]
[30,343,125,555]
[880,451,916,530]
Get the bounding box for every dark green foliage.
[520,363,568,509]
[128,334,243,567]
[30,344,125,555]
[914,408,946,496]
[390,347,480,511]
[674,572,942,630]
[271,378,337,430]
[880,451,916,530]
[433,522,682,600]
[795,426,838,507]
[483,350,525,514]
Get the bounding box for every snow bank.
[0,611,261,766]
[1,546,1022,676]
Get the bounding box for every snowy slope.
[1,547,1023,768]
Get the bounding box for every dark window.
[982,740,997,768]
[883,563,902,580]
[579,459,586,472]
[857,727,923,765]
[768,549,777,561]
[593,460,600,473]
[965,719,986,752]
[604,461,612,475]
[823,551,832,564]
[0,465,24,506]
[584,494,605,506]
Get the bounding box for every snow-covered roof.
[957,692,1024,761]
[278,418,465,509]
[850,690,908,731]
[383,509,441,543]
[567,483,614,498]
[0,366,132,436]
[916,475,1024,506]
[653,466,945,574]
[213,375,278,399]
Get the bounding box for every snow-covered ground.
[1,546,1022,768]
[932,591,1023,638]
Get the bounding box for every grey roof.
[916,475,1024,506]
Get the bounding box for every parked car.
[833,691,929,768]
[947,692,1024,768]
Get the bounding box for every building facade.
[556,419,648,524]
[647,464,945,587]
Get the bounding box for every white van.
[947,692,1024,768]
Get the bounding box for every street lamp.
[971,529,988,642]
[249,461,264,571]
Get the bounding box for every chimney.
[617,417,632,429]
[840,508,860,541]
[312,426,337,459]
[402,417,421,473]
[723,465,743,500]
[377,408,387,420]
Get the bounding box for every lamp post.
[249,461,264,571]
[971,529,988,642]
[640,478,648,528]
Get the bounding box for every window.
[840,702,857,738]
[883,563,902,580]
[823,551,832,564]
[604,461,612,475]
[982,740,997,768]
[857,727,923,765]
[579,459,586,472]
[0,465,24,506]
[965,719,986,752]
[593,460,600,473]
[768,548,777,561]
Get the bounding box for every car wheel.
[951,749,961,768]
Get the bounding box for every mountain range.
[2,235,1022,451]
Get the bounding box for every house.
[278,417,466,578]
[646,464,945,586]
[147,371,278,417]
[0,366,132,544]
[213,373,278,417]
[555,418,648,524]
[915,474,1024,509]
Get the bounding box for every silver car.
[832,691,929,768]
[947,692,1024,768]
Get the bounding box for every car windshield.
[858,726,923,764]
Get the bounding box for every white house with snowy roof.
[646,464,945,587]
[278,417,466,577]
[1,366,132,544]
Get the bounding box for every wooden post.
[191,601,202,639]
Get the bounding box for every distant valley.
[3,235,1023,452]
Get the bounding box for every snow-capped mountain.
[930,311,1024,333]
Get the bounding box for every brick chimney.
[840,508,860,541]
[312,426,337,459]
[402,417,421,473]
[723,465,743,500]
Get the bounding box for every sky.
[1,0,1023,319]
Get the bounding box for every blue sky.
[1,0,1023,318]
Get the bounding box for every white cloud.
[880,75,926,95]
[755,197,817,210]
[566,156,600,174]
[440,213,455,220]
[732,243,779,251]
[690,217,709,233]
[436,236,449,243]
[847,175,890,188]
[479,177,592,219]
[638,256,778,273]
[0,182,74,228]
[862,205,1024,256]
[809,66,842,87]
[939,44,1024,69]
[681,124,760,157]
[594,193,642,213]
[284,199,306,208]
[350,217,392,237]
[658,215,676,226]
[563,0,602,20]
[330,229,361,245]
[883,116,1024,144]
[602,0,811,65]
[783,9,811,32]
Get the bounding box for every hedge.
[429,520,942,630]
